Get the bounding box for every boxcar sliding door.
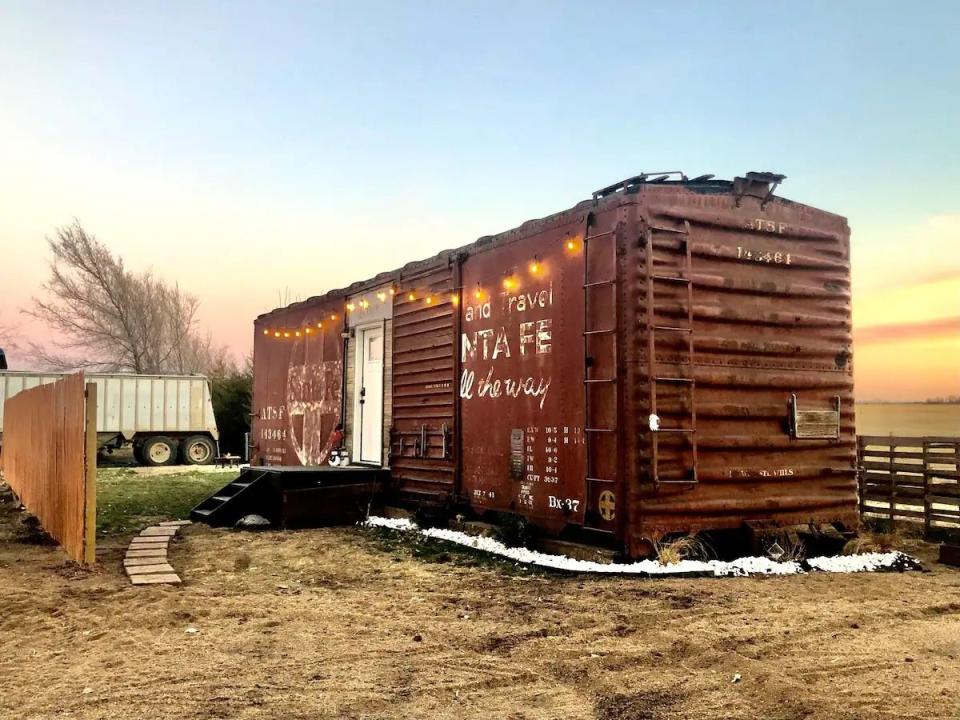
[389,258,459,505]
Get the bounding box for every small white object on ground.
[236,514,271,528]
[363,516,921,577]
[185,627,199,634]
[732,673,742,683]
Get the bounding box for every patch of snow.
[805,552,921,573]
[368,516,417,532]
[363,516,921,577]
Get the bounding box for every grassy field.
[856,402,960,437]
[96,467,233,536]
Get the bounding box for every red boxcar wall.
[252,303,345,466]
[619,186,857,553]
[459,217,587,530]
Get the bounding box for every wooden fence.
[858,435,960,534]
[0,373,97,564]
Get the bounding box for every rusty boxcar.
[251,171,857,557]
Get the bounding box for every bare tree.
[26,221,223,374]
[0,314,17,347]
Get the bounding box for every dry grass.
[843,530,899,555]
[654,534,713,564]
[1,501,959,720]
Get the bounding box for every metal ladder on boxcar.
[645,221,699,487]
[582,224,619,532]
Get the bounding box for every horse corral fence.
[0,372,97,564]
[858,435,960,535]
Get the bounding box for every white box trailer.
[0,371,220,466]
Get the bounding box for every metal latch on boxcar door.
[404,423,452,459]
[787,394,841,440]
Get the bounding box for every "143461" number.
[737,246,792,264]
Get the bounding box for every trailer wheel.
[141,436,177,466]
[181,435,215,465]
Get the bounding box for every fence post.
[888,433,896,530]
[83,383,98,566]
[922,439,931,538]
[856,436,864,518]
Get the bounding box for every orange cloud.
[910,268,960,286]
[856,316,960,345]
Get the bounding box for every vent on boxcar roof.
[593,171,689,200]
[592,170,787,206]
[591,171,732,201]
[733,171,786,208]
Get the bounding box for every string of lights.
[260,236,581,339]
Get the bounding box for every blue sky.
[1,1,957,397]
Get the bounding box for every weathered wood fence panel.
[858,435,960,533]
[0,373,97,564]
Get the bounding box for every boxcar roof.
[256,172,832,323]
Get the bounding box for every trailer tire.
[141,436,177,466]
[181,435,215,465]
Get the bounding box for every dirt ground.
[1,505,958,720]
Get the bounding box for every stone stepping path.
[124,520,191,585]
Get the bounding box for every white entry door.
[354,325,384,464]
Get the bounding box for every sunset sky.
[1,2,957,401]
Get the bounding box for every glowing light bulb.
[451,294,459,306]
[295,331,301,337]
[346,303,355,312]
[377,292,386,302]
[274,331,281,338]
[407,292,415,301]
[317,321,323,328]
[263,329,269,335]
[473,286,484,300]
[389,287,396,295]
[283,331,290,338]
[330,314,337,321]
[425,296,433,305]
[502,275,516,290]
[529,259,541,274]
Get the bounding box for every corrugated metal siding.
[383,318,393,467]
[247,174,857,558]
[390,260,457,504]
[621,186,857,553]
[0,372,217,439]
[344,332,356,456]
